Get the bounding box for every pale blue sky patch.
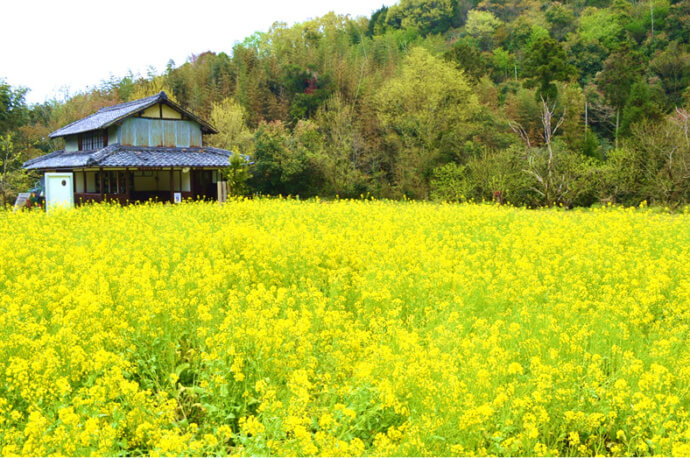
[1,0,393,104]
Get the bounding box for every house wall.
[158,170,171,191]
[118,118,202,147]
[133,174,156,191]
[85,171,97,193]
[182,170,191,191]
[131,170,191,192]
[75,171,85,193]
[64,135,78,152]
[107,126,118,145]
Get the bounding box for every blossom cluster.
[0,200,689,456]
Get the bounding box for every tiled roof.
[48,92,217,138]
[23,144,236,170]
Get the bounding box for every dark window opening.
[93,170,125,194]
[78,130,107,151]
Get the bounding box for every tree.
[465,9,503,50]
[250,121,301,195]
[207,98,254,154]
[578,7,625,50]
[249,120,324,196]
[621,81,663,134]
[367,5,390,36]
[524,36,576,102]
[491,47,515,82]
[545,2,576,41]
[128,76,178,103]
[521,100,598,207]
[385,0,456,36]
[376,47,478,198]
[444,38,489,81]
[602,115,690,205]
[0,81,28,136]
[596,44,645,146]
[650,41,690,108]
[566,36,609,85]
[314,96,366,197]
[0,134,30,207]
[221,153,252,197]
[0,82,31,206]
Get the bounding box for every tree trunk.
[615,107,620,150]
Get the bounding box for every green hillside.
[3,0,690,206]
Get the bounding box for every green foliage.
[429,163,471,201]
[250,121,304,196]
[545,2,576,40]
[249,120,324,196]
[524,140,600,207]
[444,38,490,81]
[376,47,478,198]
[367,6,390,36]
[386,0,457,36]
[524,36,576,101]
[604,118,690,205]
[207,98,254,154]
[0,133,30,207]
[621,81,663,134]
[313,96,367,197]
[465,146,541,205]
[578,7,625,49]
[221,153,252,197]
[465,9,503,50]
[650,41,690,108]
[0,81,28,136]
[10,0,690,207]
[597,43,645,108]
[491,47,515,82]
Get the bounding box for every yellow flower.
[507,362,524,375]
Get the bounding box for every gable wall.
[140,103,184,120]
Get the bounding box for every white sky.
[1,0,393,104]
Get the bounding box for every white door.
[45,172,74,211]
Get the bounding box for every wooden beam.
[126,169,131,203]
[99,167,104,200]
[190,169,195,199]
[169,169,174,203]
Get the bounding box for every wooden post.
[126,169,131,203]
[72,169,77,206]
[99,167,104,201]
[190,169,195,199]
[169,168,174,203]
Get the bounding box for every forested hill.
[3,0,690,207]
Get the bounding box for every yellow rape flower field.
[1,199,690,457]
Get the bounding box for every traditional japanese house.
[23,91,233,209]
